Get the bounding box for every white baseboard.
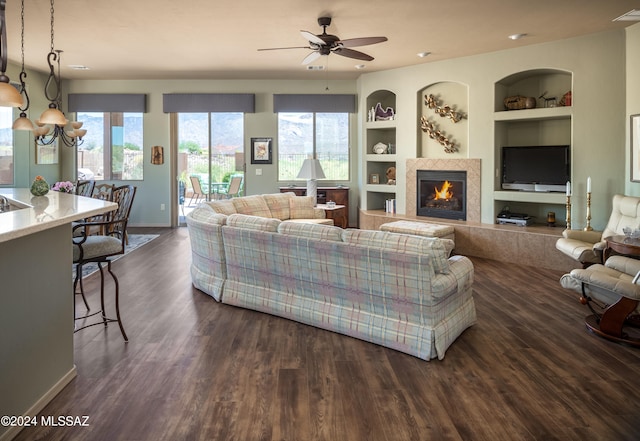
[0,366,77,441]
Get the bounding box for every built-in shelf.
[365,154,397,162]
[493,106,572,121]
[493,68,573,222]
[365,184,398,193]
[363,90,397,211]
[493,190,567,204]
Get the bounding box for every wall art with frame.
[35,140,59,165]
[631,114,640,182]
[251,138,272,164]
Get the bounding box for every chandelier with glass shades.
[34,0,86,147]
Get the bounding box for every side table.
[317,204,347,228]
[603,235,640,262]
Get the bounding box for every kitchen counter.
[0,188,116,243]
[0,188,116,441]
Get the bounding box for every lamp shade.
[12,113,34,131]
[0,81,24,108]
[39,105,67,126]
[296,158,326,180]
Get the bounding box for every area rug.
[72,234,159,280]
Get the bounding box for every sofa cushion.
[205,200,237,216]
[263,192,293,220]
[289,196,316,219]
[226,213,281,232]
[342,229,451,274]
[278,221,344,241]
[232,195,273,218]
[188,204,228,225]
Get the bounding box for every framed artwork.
[251,138,272,164]
[35,140,59,165]
[632,115,640,182]
[370,173,380,184]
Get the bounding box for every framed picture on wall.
[251,138,272,164]
[35,140,59,165]
[632,114,640,182]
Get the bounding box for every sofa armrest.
[430,255,474,301]
[562,229,603,244]
[313,207,326,219]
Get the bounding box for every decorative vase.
[30,176,50,196]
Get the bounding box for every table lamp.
[296,158,326,206]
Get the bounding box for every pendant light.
[35,0,86,147]
[0,0,24,107]
[12,0,34,130]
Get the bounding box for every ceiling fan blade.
[301,30,326,46]
[302,51,322,65]
[333,47,374,61]
[338,36,388,48]
[258,46,311,51]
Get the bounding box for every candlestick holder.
[584,192,593,231]
[566,195,571,230]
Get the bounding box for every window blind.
[273,94,356,113]
[68,94,147,112]
[162,93,255,113]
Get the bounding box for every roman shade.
[68,94,147,112]
[162,93,255,113]
[273,94,356,113]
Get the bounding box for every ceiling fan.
[258,17,388,65]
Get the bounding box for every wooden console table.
[281,186,349,227]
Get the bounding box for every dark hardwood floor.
[12,227,640,441]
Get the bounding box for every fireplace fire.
[417,170,467,220]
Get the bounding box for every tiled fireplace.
[406,158,481,223]
[417,169,467,220]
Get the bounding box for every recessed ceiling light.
[417,52,431,58]
[355,64,365,69]
[613,9,640,21]
[508,33,527,40]
[69,65,90,70]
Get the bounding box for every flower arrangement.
[30,176,50,196]
[51,181,75,193]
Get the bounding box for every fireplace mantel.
[406,158,481,223]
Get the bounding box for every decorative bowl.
[372,142,387,154]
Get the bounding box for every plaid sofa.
[187,207,476,361]
[186,193,329,301]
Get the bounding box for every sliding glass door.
[176,112,245,223]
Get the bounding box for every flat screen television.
[501,145,570,191]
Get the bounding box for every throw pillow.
[263,192,293,220]
[289,196,316,219]
[232,195,272,218]
[226,214,281,232]
[278,221,343,242]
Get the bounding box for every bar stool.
[72,185,136,341]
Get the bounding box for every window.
[76,112,144,180]
[277,112,349,181]
[0,107,13,184]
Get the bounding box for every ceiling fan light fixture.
[355,64,366,69]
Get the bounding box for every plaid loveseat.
[187,208,476,360]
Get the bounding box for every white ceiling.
[4,0,639,81]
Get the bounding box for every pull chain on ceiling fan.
[258,16,388,65]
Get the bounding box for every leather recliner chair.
[560,255,640,346]
[556,194,640,267]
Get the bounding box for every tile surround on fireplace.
[407,158,481,223]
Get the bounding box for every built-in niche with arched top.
[418,82,469,158]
